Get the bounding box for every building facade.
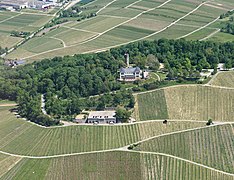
[87,111,116,124]
[119,67,141,82]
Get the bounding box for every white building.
[0,0,29,9]
[119,53,149,82]
[87,111,116,124]
[119,67,141,82]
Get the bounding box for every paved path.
[22,0,210,60]
[177,16,220,39]
[64,0,81,10]
[125,0,142,8]
[96,0,118,14]
[49,37,67,47]
[0,13,21,24]
[1,122,233,176]
[22,0,172,60]
[0,122,232,158]
[0,104,17,107]
[200,29,220,41]
[129,150,234,176]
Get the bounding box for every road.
[64,0,81,10]
[0,104,17,107]
[0,122,233,176]
[23,0,209,60]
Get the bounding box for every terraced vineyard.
[0,10,54,49]
[135,85,234,121]
[135,124,234,174]
[209,71,234,88]
[0,107,205,156]
[5,0,234,62]
[1,151,233,180]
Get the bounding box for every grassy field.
[1,150,233,180]
[135,85,234,121]
[135,124,234,173]
[209,71,234,88]
[5,0,234,62]
[0,107,205,156]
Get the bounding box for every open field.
[0,10,54,49]
[1,150,233,180]
[0,107,205,156]
[135,124,234,174]
[209,71,234,88]
[5,0,234,62]
[135,85,234,121]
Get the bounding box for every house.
[119,53,149,82]
[119,67,141,82]
[87,111,116,124]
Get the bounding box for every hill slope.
[209,71,234,88]
[0,107,205,156]
[135,124,234,173]
[135,85,234,121]
[1,151,233,180]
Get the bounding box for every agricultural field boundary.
[200,29,220,41]
[0,13,21,24]
[22,0,174,60]
[177,16,220,39]
[0,122,231,158]
[96,0,118,14]
[22,0,209,60]
[129,150,234,177]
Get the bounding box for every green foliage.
[10,31,30,38]
[206,118,213,126]
[115,107,131,123]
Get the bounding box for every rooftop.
[120,67,141,74]
[0,0,29,5]
[88,111,116,119]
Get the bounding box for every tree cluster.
[1,39,234,126]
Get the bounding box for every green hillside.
[209,71,234,88]
[135,85,234,122]
[135,124,234,173]
[0,107,205,156]
[1,151,233,180]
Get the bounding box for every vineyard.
[0,107,205,156]
[1,151,233,180]
[5,0,234,62]
[135,85,234,121]
[135,124,234,174]
[209,71,234,88]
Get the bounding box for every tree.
[146,54,160,70]
[206,119,213,126]
[115,107,131,123]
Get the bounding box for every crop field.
[0,107,205,156]
[5,0,234,62]
[0,10,53,49]
[1,150,233,180]
[209,72,234,88]
[135,124,234,174]
[135,85,234,121]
